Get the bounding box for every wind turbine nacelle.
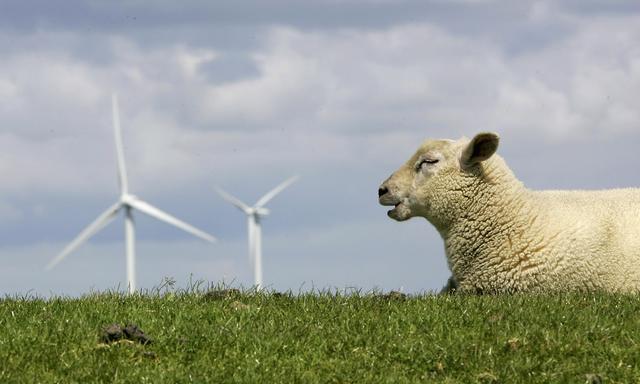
[121,194,138,205]
[255,208,270,216]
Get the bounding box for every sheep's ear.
[461,132,499,167]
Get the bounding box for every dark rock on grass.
[202,288,241,301]
[100,323,152,345]
[101,324,124,343]
[123,324,153,345]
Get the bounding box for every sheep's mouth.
[386,202,411,221]
[380,198,399,208]
[387,202,402,215]
[380,200,411,221]
[387,201,402,217]
[379,196,411,221]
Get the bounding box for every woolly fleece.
[378,133,640,293]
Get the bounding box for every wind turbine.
[47,93,217,294]
[216,176,298,290]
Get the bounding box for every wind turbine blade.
[46,201,122,270]
[112,93,129,195]
[215,187,251,213]
[127,197,217,243]
[255,175,299,208]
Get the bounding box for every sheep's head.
[378,132,500,227]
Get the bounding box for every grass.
[2,286,640,383]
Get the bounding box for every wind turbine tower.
[216,176,298,290]
[47,93,217,294]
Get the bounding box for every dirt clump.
[100,323,152,345]
[101,324,124,343]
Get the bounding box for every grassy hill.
[1,288,639,383]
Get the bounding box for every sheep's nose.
[378,185,389,198]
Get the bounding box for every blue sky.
[1,0,639,296]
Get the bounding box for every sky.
[1,0,639,296]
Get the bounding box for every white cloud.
[177,49,217,79]
[194,18,640,142]
[2,14,639,197]
[196,25,505,133]
[493,79,584,138]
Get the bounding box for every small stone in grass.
[101,324,124,343]
[123,324,153,345]
[100,323,152,345]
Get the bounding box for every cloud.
[0,10,638,244]
[193,17,640,143]
[2,11,639,197]
[494,13,640,137]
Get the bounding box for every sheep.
[378,132,640,293]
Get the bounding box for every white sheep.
[378,132,640,293]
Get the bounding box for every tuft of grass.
[1,289,640,383]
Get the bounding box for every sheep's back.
[531,188,640,291]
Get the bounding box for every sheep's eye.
[417,158,439,171]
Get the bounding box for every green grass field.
[2,287,639,383]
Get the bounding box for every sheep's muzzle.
[378,183,411,221]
